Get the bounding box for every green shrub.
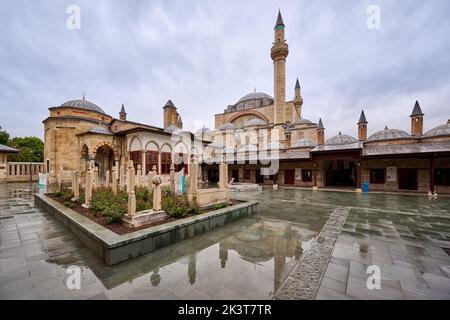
[103,203,127,223]
[213,203,227,210]
[91,188,127,223]
[55,188,73,201]
[64,201,73,208]
[162,189,199,218]
[136,186,150,202]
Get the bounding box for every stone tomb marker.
[148,165,156,194]
[127,161,136,216]
[105,170,110,188]
[112,166,118,195]
[71,170,80,201]
[83,167,92,208]
[152,175,162,211]
[137,164,142,188]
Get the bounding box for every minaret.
[294,78,303,120]
[119,104,127,121]
[410,100,424,137]
[271,10,289,125]
[357,110,368,141]
[317,118,325,145]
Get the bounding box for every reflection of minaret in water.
[188,253,197,285]
[219,242,229,268]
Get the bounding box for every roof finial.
[82,92,85,101]
[254,86,256,94]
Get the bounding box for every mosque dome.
[59,98,106,114]
[326,132,358,145]
[225,92,274,113]
[424,123,450,137]
[238,92,274,103]
[367,126,410,142]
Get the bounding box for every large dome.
[225,92,274,113]
[59,99,106,114]
[424,124,450,137]
[326,132,358,145]
[238,92,274,103]
[368,126,410,142]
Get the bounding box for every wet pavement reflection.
[1,183,450,299]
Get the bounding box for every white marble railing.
[6,162,45,181]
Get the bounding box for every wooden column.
[357,161,362,189]
[430,156,435,194]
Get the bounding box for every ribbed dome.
[293,118,314,126]
[243,118,268,127]
[291,138,317,148]
[424,124,450,137]
[195,127,211,135]
[326,132,358,145]
[88,126,113,135]
[218,123,237,131]
[164,124,182,134]
[368,126,410,141]
[59,99,105,114]
[238,92,273,103]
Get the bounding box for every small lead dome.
[243,118,268,127]
[424,123,450,137]
[291,138,317,148]
[325,132,358,145]
[59,99,106,114]
[368,126,410,141]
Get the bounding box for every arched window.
[145,142,159,174]
[161,144,172,174]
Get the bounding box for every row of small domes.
[57,98,450,140]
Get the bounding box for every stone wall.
[361,157,450,194]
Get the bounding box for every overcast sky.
[1,0,449,140]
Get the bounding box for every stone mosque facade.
[43,11,450,194]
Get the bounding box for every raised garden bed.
[34,193,259,265]
[47,192,241,235]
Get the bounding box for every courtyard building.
[43,11,450,195]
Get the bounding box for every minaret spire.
[275,10,285,29]
[271,10,289,128]
[294,78,303,120]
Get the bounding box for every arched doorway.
[94,145,114,181]
[325,159,357,187]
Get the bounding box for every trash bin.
[362,181,369,193]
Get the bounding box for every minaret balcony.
[271,43,289,61]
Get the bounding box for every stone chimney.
[317,118,325,145]
[357,110,368,141]
[410,100,424,137]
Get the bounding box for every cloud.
[0,0,449,140]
